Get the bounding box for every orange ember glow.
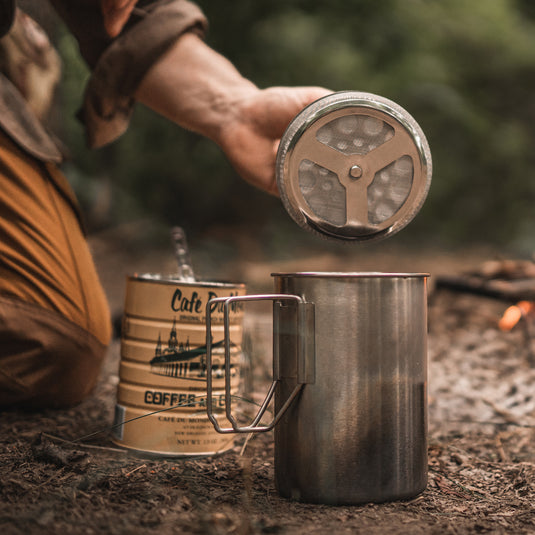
[498,301,535,332]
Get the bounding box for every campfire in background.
[499,301,535,332]
[436,256,535,363]
[436,258,535,302]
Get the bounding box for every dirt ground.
[2,226,535,535]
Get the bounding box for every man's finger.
[101,0,138,37]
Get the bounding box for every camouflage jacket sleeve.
[0,9,63,162]
[50,0,208,148]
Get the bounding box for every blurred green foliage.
[55,0,535,250]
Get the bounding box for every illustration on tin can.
[149,318,238,381]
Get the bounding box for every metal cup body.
[273,272,428,504]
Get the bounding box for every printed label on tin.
[149,354,239,383]
[120,316,241,389]
[116,277,245,456]
[118,358,240,392]
[122,317,242,346]
[149,320,238,381]
[111,405,236,456]
[169,416,234,451]
[117,384,235,412]
[169,287,243,322]
[124,280,246,325]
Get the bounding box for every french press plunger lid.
[276,91,432,242]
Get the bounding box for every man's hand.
[135,33,330,195]
[215,86,331,195]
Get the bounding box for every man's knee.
[0,297,108,409]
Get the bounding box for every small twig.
[239,433,255,457]
[430,472,474,499]
[495,432,509,463]
[481,399,523,426]
[124,464,147,477]
[41,433,129,457]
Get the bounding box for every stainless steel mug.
[206,272,428,505]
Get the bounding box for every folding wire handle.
[205,294,315,434]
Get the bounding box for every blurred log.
[471,259,535,280]
[435,275,535,302]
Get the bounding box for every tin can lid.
[276,91,432,242]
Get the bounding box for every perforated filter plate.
[276,91,432,242]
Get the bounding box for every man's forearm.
[135,32,258,145]
[134,29,330,193]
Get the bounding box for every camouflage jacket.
[0,0,207,162]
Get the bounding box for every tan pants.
[0,131,112,409]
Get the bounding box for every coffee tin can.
[112,274,246,456]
